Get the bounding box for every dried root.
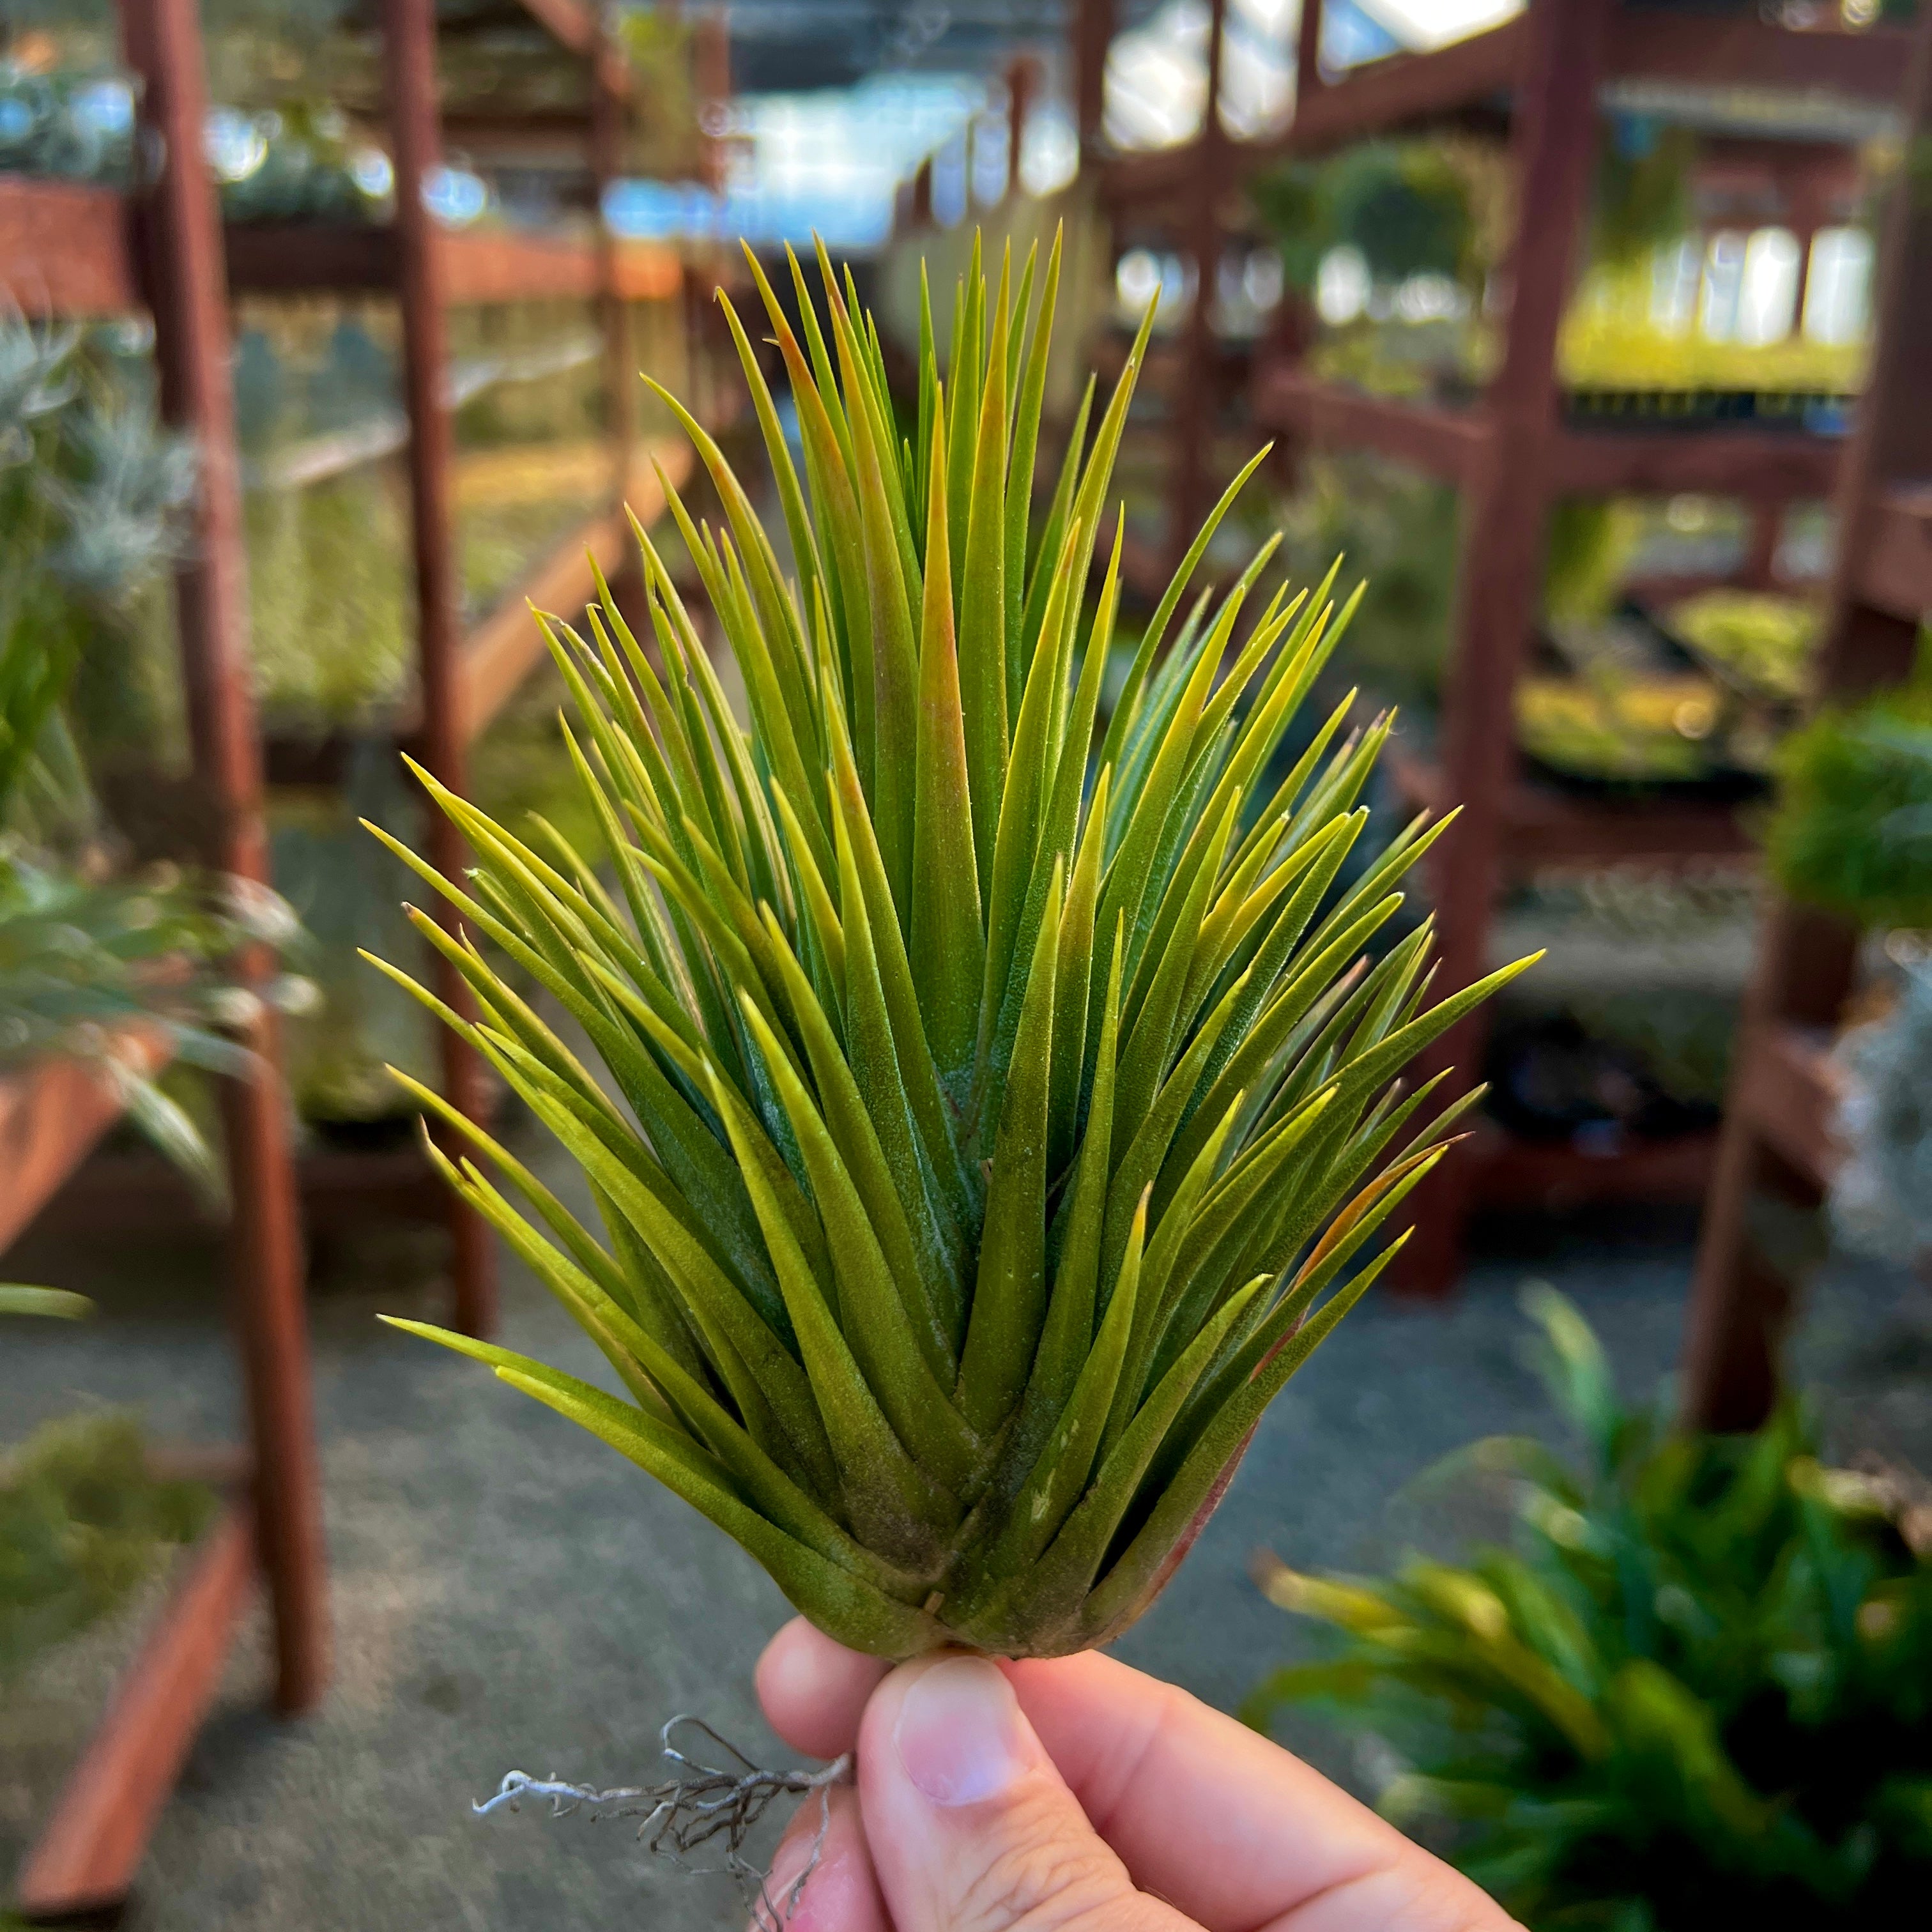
[476,1715,851,1928]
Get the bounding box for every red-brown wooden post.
[1006,54,1038,199]
[592,24,635,510]
[1400,0,1615,1294]
[1296,0,1324,102]
[118,0,328,1712]
[1682,6,1932,1430]
[382,0,496,1338]
[1169,0,1229,576]
[696,10,732,192]
[1073,0,1114,160]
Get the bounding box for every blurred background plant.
[1268,451,1461,717]
[1247,1285,1932,1931]
[1664,590,1818,706]
[1591,117,1696,276]
[1252,137,1491,300]
[1830,949,1932,1274]
[0,1291,215,1692]
[0,1409,214,1685]
[1768,650,1932,934]
[0,17,388,222]
[0,307,313,1188]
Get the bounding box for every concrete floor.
[3,1134,1928,1931]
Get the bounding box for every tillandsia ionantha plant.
[366,232,1534,1660]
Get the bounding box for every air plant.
[369,235,1532,1660]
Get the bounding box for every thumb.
[855,1654,1195,1932]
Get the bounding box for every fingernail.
[893,1657,1031,1807]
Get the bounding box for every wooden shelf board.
[1290,15,1527,160]
[1740,1022,1843,1188]
[456,437,694,741]
[0,1027,170,1255]
[14,1504,256,1921]
[1857,481,1932,622]
[1251,364,1489,481]
[222,219,394,295]
[1608,11,1913,105]
[1131,355,1837,503]
[1551,423,1841,498]
[0,175,137,316]
[1392,748,1756,871]
[1100,11,1908,207]
[29,1140,449,1238]
[441,228,680,305]
[1468,1122,1718,1213]
[1102,20,1522,204]
[222,222,680,304]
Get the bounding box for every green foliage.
[1593,120,1697,272]
[371,234,1528,1659]
[0,309,311,1181]
[1272,452,1461,714]
[0,855,312,1200]
[1768,663,1932,931]
[1667,591,1818,705]
[212,98,389,225]
[1560,303,1866,395]
[1,314,194,841]
[1517,675,1719,786]
[1545,503,1641,628]
[0,1411,214,1682]
[0,55,134,184]
[0,30,384,219]
[1248,1287,1932,1930]
[1253,141,1482,294]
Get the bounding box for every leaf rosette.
[368,234,1532,1659]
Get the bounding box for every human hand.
[749,1616,1519,1931]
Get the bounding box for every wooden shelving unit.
[0,1032,171,1255]
[1387,747,1754,872]
[1683,6,1932,1431]
[1096,4,1905,213]
[222,220,682,303]
[6,0,725,1338]
[3,0,327,1920]
[360,0,728,1337]
[1073,0,1910,1283]
[0,183,682,312]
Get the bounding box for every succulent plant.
[369,236,1530,1659]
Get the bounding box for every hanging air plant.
[369,234,1531,1661]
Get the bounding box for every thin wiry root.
[475,1715,852,1928]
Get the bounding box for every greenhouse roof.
[604,1,1519,250]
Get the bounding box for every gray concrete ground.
[3,1132,1928,1931]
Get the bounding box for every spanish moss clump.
[370,233,1531,1659]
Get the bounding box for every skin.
[750,1617,1522,1932]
